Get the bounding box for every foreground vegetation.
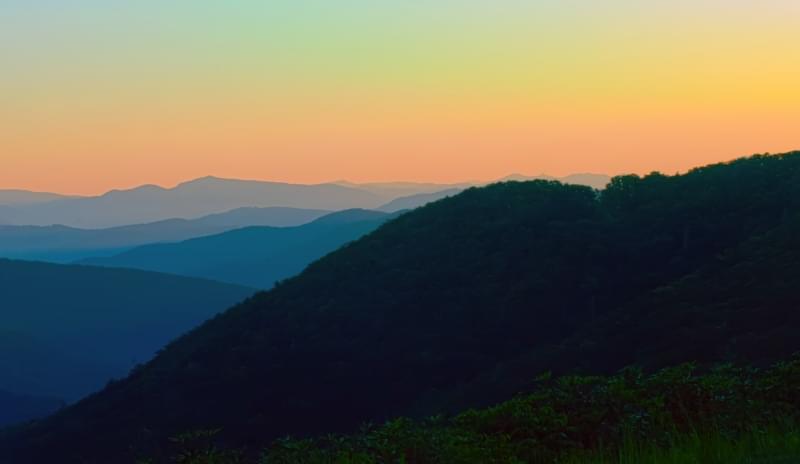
[160,357,800,463]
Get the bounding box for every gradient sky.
[2,1,799,195]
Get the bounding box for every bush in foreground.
[158,356,800,463]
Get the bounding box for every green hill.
[2,152,800,463]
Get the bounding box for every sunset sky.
[2,1,799,195]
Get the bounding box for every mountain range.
[0,178,383,228]
[0,190,76,205]
[0,174,609,229]
[80,209,396,288]
[1,152,795,463]
[0,206,330,263]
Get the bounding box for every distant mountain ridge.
[0,177,383,228]
[0,190,78,206]
[80,209,395,288]
[0,206,330,263]
[0,174,609,228]
[333,181,472,199]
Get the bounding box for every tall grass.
[563,426,800,464]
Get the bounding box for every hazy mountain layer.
[0,190,76,206]
[0,206,329,263]
[0,175,609,228]
[0,177,382,228]
[80,209,393,288]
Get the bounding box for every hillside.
[80,209,393,288]
[0,390,63,428]
[0,206,329,263]
[2,152,800,463]
[0,260,254,404]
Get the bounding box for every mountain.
[0,260,254,403]
[0,191,77,225]
[0,177,384,228]
[336,181,472,199]
[0,176,608,229]
[189,206,329,228]
[0,390,63,428]
[0,206,14,225]
[0,190,76,206]
[377,188,463,212]
[79,209,394,288]
[0,207,330,263]
[4,152,800,463]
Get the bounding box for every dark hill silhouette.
[0,206,330,263]
[0,260,253,404]
[79,209,394,288]
[3,152,800,463]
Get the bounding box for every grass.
[156,358,800,463]
[562,426,800,464]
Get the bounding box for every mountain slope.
[0,260,254,403]
[0,390,63,428]
[0,206,329,263]
[80,209,393,288]
[0,177,383,228]
[3,152,800,463]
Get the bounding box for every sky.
[1,1,799,195]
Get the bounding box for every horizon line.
[0,172,616,198]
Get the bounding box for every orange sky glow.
[2,1,798,195]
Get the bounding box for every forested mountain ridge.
[2,152,800,463]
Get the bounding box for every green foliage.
[165,358,800,463]
[562,427,800,464]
